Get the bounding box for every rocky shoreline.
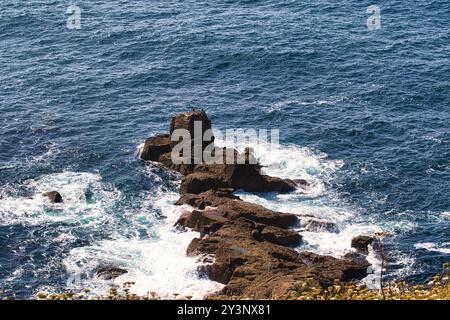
[140,110,371,299]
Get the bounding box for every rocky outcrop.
[140,110,300,193]
[140,134,171,161]
[175,201,368,298]
[172,149,298,193]
[174,185,368,298]
[175,189,240,209]
[192,157,297,193]
[141,110,370,299]
[214,200,298,229]
[176,209,228,235]
[180,173,230,194]
[259,226,302,246]
[42,191,63,203]
[351,235,375,254]
[186,218,369,298]
[178,191,298,229]
[158,152,196,175]
[169,109,214,151]
[343,252,371,265]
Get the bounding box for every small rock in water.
[42,191,63,203]
[96,266,128,280]
[351,235,375,254]
[299,217,339,233]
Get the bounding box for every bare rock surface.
[140,134,171,161]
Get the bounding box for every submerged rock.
[299,216,339,233]
[96,266,128,280]
[42,191,63,203]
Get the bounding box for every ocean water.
[0,0,449,298]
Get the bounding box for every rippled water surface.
[0,0,449,298]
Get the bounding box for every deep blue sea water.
[0,1,449,298]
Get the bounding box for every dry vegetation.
[1,264,447,300]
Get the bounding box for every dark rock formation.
[140,134,171,161]
[193,154,297,193]
[178,192,299,229]
[180,172,230,194]
[215,200,298,229]
[241,175,297,193]
[140,110,370,299]
[96,266,128,280]
[343,252,370,265]
[187,218,369,298]
[351,235,374,254]
[169,109,213,150]
[176,209,228,235]
[42,191,63,203]
[158,152,196,175]
[260,225,301,246]
[141,110,301,193]
[169,109,214,167]
[175,198,368,298]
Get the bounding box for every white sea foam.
[258,144,343,196]
[238,192,353,224]
[62,177,223,299]
[215,136,343,199]
[415,242,450,254]
[0,168,222,299]
[300,226,379,258]
[136,142,145,158]
[266,97,346,113]
[0,171,121,226]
